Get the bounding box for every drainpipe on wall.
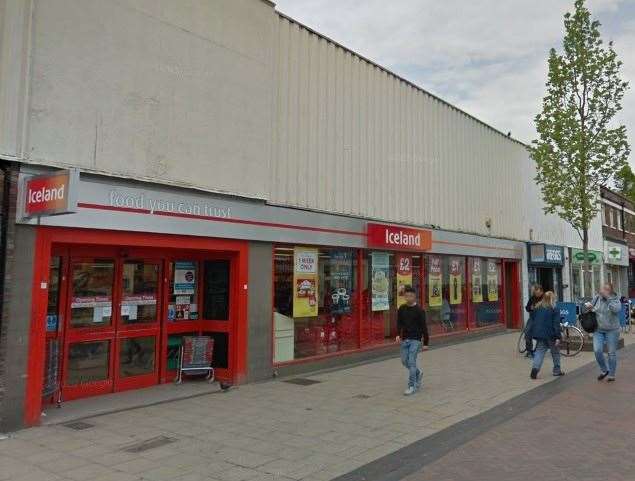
[0,162,11,344]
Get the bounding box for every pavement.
[0,331,631,481]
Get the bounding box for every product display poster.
[487,259,499,301]
[428,256,443,307]
[331,251,352,315]
[371,252,390,311]
[174,261,196,295]
[396,254,413,307]
[449,258,463,305]
[293,247,319,318]
[471,260,483,303]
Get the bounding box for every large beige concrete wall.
[7,0,275,198]
[270,13,602,250]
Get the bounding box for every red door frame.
[26,226,249,427]
[502,260,522,329]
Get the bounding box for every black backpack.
[579,297,598,333]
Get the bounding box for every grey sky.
[274,0,634,166]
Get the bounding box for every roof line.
[275,10,529,149]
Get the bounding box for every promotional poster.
[449,258,463,305]
[428,256,443,307]
[471,259,483,303]
[487,259,499,302]
[396,254,413,307]
[371,252,390,311]
[293,247,319,317]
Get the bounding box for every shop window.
[166,333,197,371]
[572,266,582,300]
[469,258,503,328]
[168,261,199,321]
[424,256,468,335]
[593,266,601,297]
[66,340,110,385]
[360,252,423,346]
[273,247,358,362]
[205,332,229,369]
[203,260,230,320]
[70,260,115,328]
[119,337,156,378]
[121,261,159,324]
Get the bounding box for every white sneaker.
[403,386,416,396]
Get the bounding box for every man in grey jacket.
[585,283,622,382]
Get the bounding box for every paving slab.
[1,332,631,481]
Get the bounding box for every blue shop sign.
[556,302,578,325]
[528,243,564,266]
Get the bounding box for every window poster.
[396,254,413,307]
[487,260,499,302]
[471,259,483,303]
[174,261,196,295]
[449,258,463,305]
[371,252,390,311]
[428,256,443,307]
[293,247,319,318]
[331,250,352,315]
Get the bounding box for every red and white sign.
[21,169,78,218]
[367,223,432,251]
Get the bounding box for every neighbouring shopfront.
[629,248,635,298]
[527,243,564,299]
[570,248,604,301]
[12,167,524,427]
[604,240,629,297]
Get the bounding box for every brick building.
[600,186,635,298]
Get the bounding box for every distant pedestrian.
[585,283,621,382]
[529,291,564,379]
[396,286,429,395]
[524,284,544,357]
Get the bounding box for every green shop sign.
[571,248,603,265]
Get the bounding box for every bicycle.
[517,321,584,357]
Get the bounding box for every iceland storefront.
[12,167,524,427]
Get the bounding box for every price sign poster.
[471,259,483,303]
[174,261,196,295]
[428,256,443,307]
[449,258,463,305]
[371,252,390,311]
[396,254,413,307]
[293,247,318,318]
[487,259,499,301]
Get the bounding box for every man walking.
[585,283,622,382]
[396,286,429,395]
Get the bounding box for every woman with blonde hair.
[529,291,564,379]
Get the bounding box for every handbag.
[579,297,598,333]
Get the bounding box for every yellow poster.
[487,260,499,302]
[449,258,462,305]
[396,254,413,307]
[471,259,483,303]
[428,256,443,307]
[293,247,318,318]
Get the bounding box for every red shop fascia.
[15,167,522,427]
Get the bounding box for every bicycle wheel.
[559,326,584,357]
